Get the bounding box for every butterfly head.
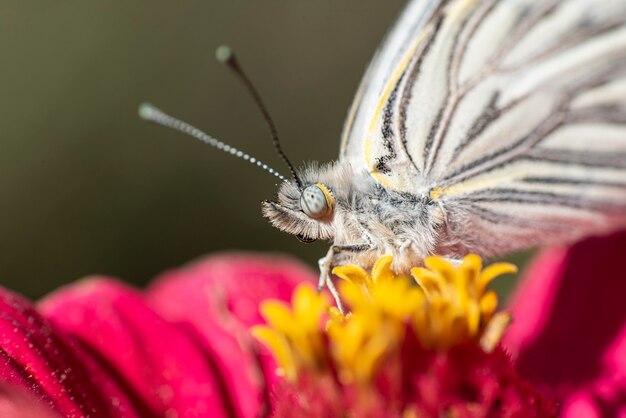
[262,180,336,243]
[261,162,361,243]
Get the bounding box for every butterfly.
[142,0,626,312]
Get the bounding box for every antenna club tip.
[215,45,233,63]
[138,102,157,120]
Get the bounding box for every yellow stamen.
[411,255,516,350]
[250,327,296,380]
[478,262,518,294]
[480,311,513,352]
[332,264,373,289]
[252,254,517,384]
[251,283,329,381]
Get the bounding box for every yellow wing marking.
[364,28,431,189]
[433,166,532,200]
[364,0,480,190]
[429,187,445,200]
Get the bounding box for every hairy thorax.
[334,180,443,273]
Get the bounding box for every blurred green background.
[0,1,527,299]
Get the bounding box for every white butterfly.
[263,0,626,304]
[142,0,626,311]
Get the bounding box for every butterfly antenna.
[138,103,288,182]
[216,45,303,189]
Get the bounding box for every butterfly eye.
[299,183,333,219]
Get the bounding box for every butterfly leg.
[318,244,371,315]
[318,248,344,314]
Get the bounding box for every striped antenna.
[216,45,303,189]
[138,103,288,182]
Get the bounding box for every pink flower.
[0,231,624,417]
[252,255,556,417]
[0,254,312,417]
[505,230,626,417]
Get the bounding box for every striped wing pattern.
[341,0,626,256]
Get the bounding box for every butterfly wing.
[340,0,447,191]
[340,0,626,256]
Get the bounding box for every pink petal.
[0,287,137,417]
[39,276,237,418]
[504,230,626,416]
[0,382,62,418]
[0,252,315,417]
[146,253,317,418]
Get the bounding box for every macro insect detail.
[141,0,626,312]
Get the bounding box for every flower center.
[252,254,516,383]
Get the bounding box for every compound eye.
[299,184,333,219]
